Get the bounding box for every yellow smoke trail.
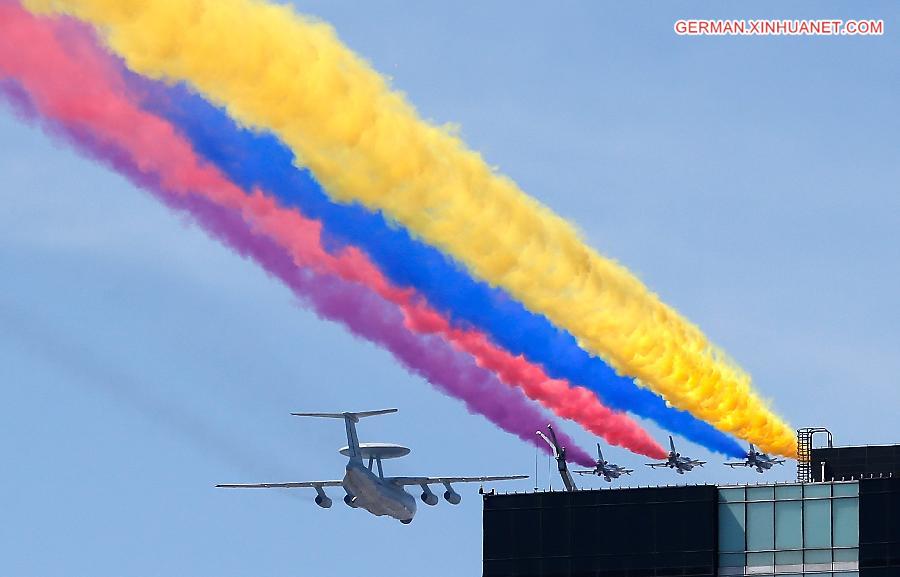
[26,0,797,456]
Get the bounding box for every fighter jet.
[573,443,633,482]
[645,436,706,474]
[216,409,526,524]
[725,443,786,473]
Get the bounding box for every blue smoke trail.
[133,79,743,457]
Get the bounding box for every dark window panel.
[484,486,717,577]
[813,444,900,481]
[513,557,542,577]
[484,559,515,577]
[859,477,900,575]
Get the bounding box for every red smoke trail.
[0,2,598,464]
[402,301,667,456]
[0,2,666,459]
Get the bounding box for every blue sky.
[1,2,897,576]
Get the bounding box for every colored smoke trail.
[130,92,671,460]
[24,0,797,455]
[197,204,599,468]
[136,82,740,458]
[0,2,672,460]
[0,3,595,466]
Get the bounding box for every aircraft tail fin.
[669,436,676,453]
[291,409,398,420]
[596,443,604,465]
[292,409,398,460]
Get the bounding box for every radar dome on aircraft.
[339,443,410,459]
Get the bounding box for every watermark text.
[674,19,884,36]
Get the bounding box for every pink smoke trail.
[1,2,667,460]
[0,2,596,465]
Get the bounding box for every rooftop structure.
[483,439,900,577]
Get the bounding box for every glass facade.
[482,473,896,577]
[717,482,859,576]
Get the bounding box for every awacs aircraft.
[725,443,787,473]
[217,409,526,524]
[645,436,706,474]
[574,443,633,482]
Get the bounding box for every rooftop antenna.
[548,451,552,491]
[536,424,577,492]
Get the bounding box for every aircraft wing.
[725,462,749,468]
[645,462,669,468]
[390,475,527,486]
[216,480,342,489]
[572,470,598,475]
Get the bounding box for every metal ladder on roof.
[796,427,833,482]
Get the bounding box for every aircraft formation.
[217,411,791,523]
[533,426,789,494]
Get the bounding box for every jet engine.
[343,493,359,508]
[443,489,462,505]
[314,486,332,509]
[420,485,439,506]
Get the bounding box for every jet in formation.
[217,409,526,524]
[645,436,706,474]
[725,443,787,473]
[574,443,634,482]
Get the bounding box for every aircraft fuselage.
[668,457,697,473]
[342,460,417,523]
[600,468,621,481]
[754,459,774,471]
